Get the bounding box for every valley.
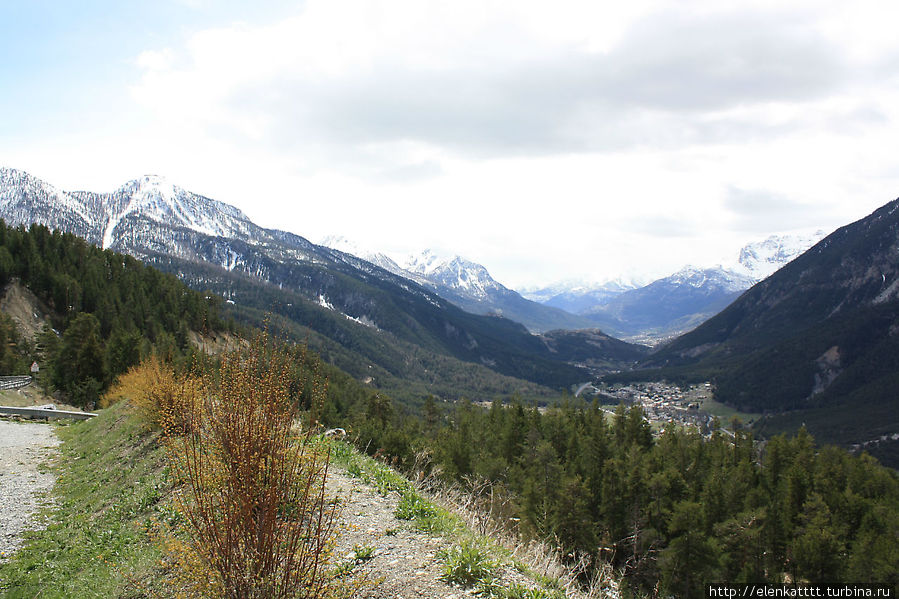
[0,167,897,468]
[6,3,899,596]
[0,170,897,596]
[586,380,763,436]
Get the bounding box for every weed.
[502,583,565,599]
[438,541,499,588]
[395,491,437,521]
[352,544,375,562]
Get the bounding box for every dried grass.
[410,452,623,599]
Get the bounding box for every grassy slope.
[0,402,169,598]
[1,401,584,599]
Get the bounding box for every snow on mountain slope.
[528,232,826,317]
[401,250,505,301]
[318,235,407,276]
[731,231,827,280]
[519,278,643,312]
[525,233,827,344]
[317,238,598,332]
[99,175,255,248]
[664,266,754,292]
[0,168,258,251]
[0,167,102,242]
[318,241,509,303]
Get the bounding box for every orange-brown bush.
[101,355,200,434]
[164,333,342,599]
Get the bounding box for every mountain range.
[321,230,824,345]
[520,232,825,343]
[0,167,647,401]
[4,166,898,466]
[625,200,899,465]
[319,236,597,333]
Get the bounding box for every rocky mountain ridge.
[0,167,646,394]
[319,236,597,333]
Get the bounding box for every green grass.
[700,397,762,426]
[0,401,169,598]
[438,540,499,588]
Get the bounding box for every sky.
[2,1,899,289]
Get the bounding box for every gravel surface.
[327,468,465,599]
[0,419,60,562]
[327,467,543,599]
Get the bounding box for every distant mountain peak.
[731,230,827,280]
[402,249,452,276]
[398,249,505,300]
[99,175,252,249]
[317,237,597,332]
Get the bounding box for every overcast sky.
[3,1,899,289]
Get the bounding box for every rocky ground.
[326,467,545,599]
[0,419,59,562]
[327,468,465,598]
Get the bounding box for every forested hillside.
[0,169,652,395]
[146,253,580,405]
[355,399,899,597]
[1,220,896,598]
[614,199,899,465]
[0,221,230,405]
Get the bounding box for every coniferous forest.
[0,221,230,405]
[335,397,899,597]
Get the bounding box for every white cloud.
[9,0,899,289]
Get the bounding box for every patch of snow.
[730,231,826,281]
[318,295,335,311]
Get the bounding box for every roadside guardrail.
[0,376,32,390]
[0,405,97,420]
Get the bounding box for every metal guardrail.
[0,405,97,420]
[0,376,32,390]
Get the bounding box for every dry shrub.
[165,332,344,599]
[102,356,200,433]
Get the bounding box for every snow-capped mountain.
[400,250,506,302]
[0,168,268,251]
[318,239,597,332]
[731,231,827,280]
[581,266,756,344]
[524,233,827,344]
[519,278,643,314]
[661,266,754,293]
[0,167,650,389]
[97,175,254,249]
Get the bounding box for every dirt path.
[327,469,467,599]
[0,419,60,562]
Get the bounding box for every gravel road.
[0,419,60,561]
